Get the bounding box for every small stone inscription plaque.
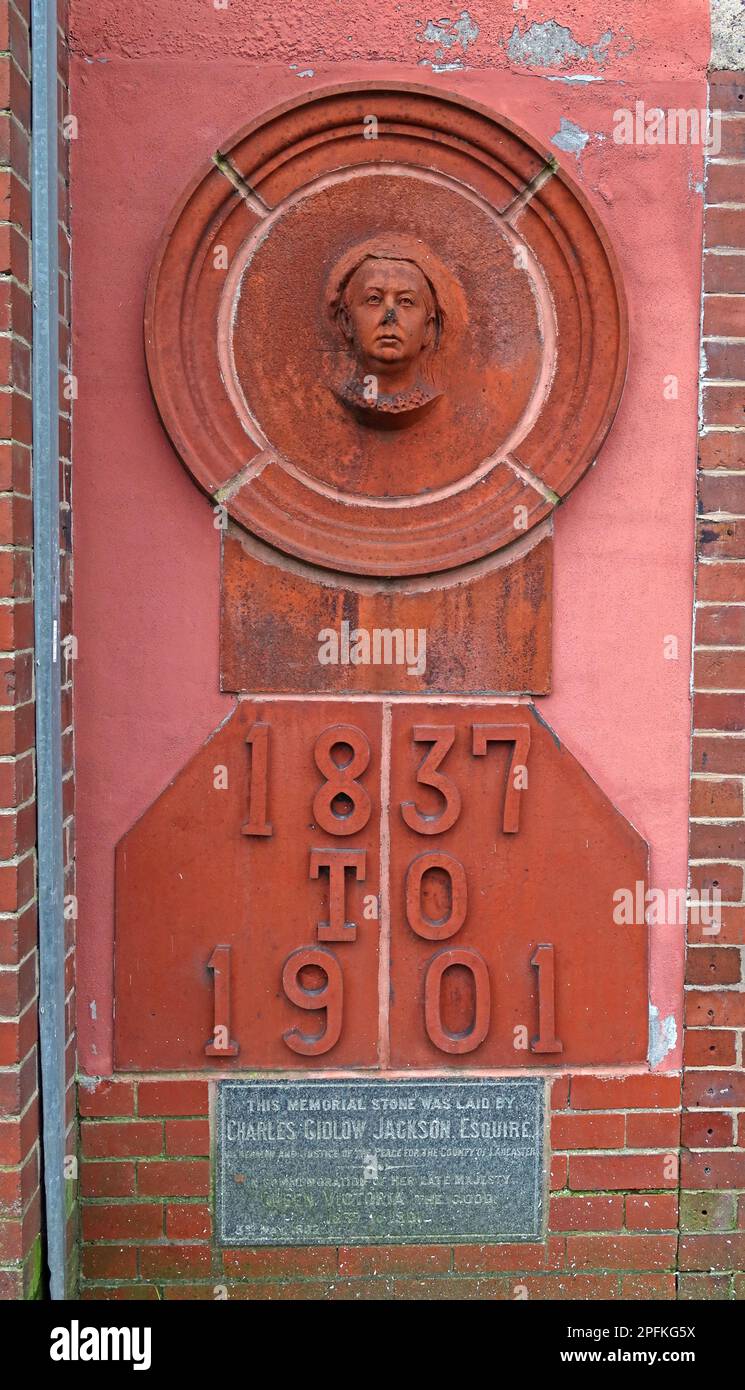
[217,1078,544,1246]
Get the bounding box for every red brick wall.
[0,0,75,1300]
[682,68,745,1302]
[77,1073,682,1300]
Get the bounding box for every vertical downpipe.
[31,0,65,1300]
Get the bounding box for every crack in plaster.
[213,151,269,216]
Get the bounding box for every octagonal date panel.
[114,700,648,1071]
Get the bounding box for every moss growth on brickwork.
[23,1234,42,1300]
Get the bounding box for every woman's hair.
[326,236,445,348]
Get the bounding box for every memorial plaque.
[217,1078,544,1245]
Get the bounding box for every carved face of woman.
[340,258,435,387]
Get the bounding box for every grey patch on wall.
[648,1003,678,1067]
[551,117,591,155]
[507,19,613,67]
[710,0,745,68]
[416,10,479,70]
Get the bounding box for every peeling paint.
[507,19,613,68]
[648,1003,677,1067]
[542,73,605,84]
[551,117,591,155]
[416,9,479,70]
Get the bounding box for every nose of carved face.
[382,307,397,325]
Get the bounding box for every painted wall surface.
[69,2,709,1073]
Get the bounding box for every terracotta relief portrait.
[326,236,444,428]
[146,89,627,575]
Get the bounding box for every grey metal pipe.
[31,0,66,1301]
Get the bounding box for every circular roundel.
[145,83,628,578]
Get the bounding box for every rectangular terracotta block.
[679,1190,737,1231]
[453,1239,562,1273]
[139,1245,212,1280]
[220,526,552,696]
[164,1119,210,1156]
[703,254,745,294]
[705,207,745,251]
